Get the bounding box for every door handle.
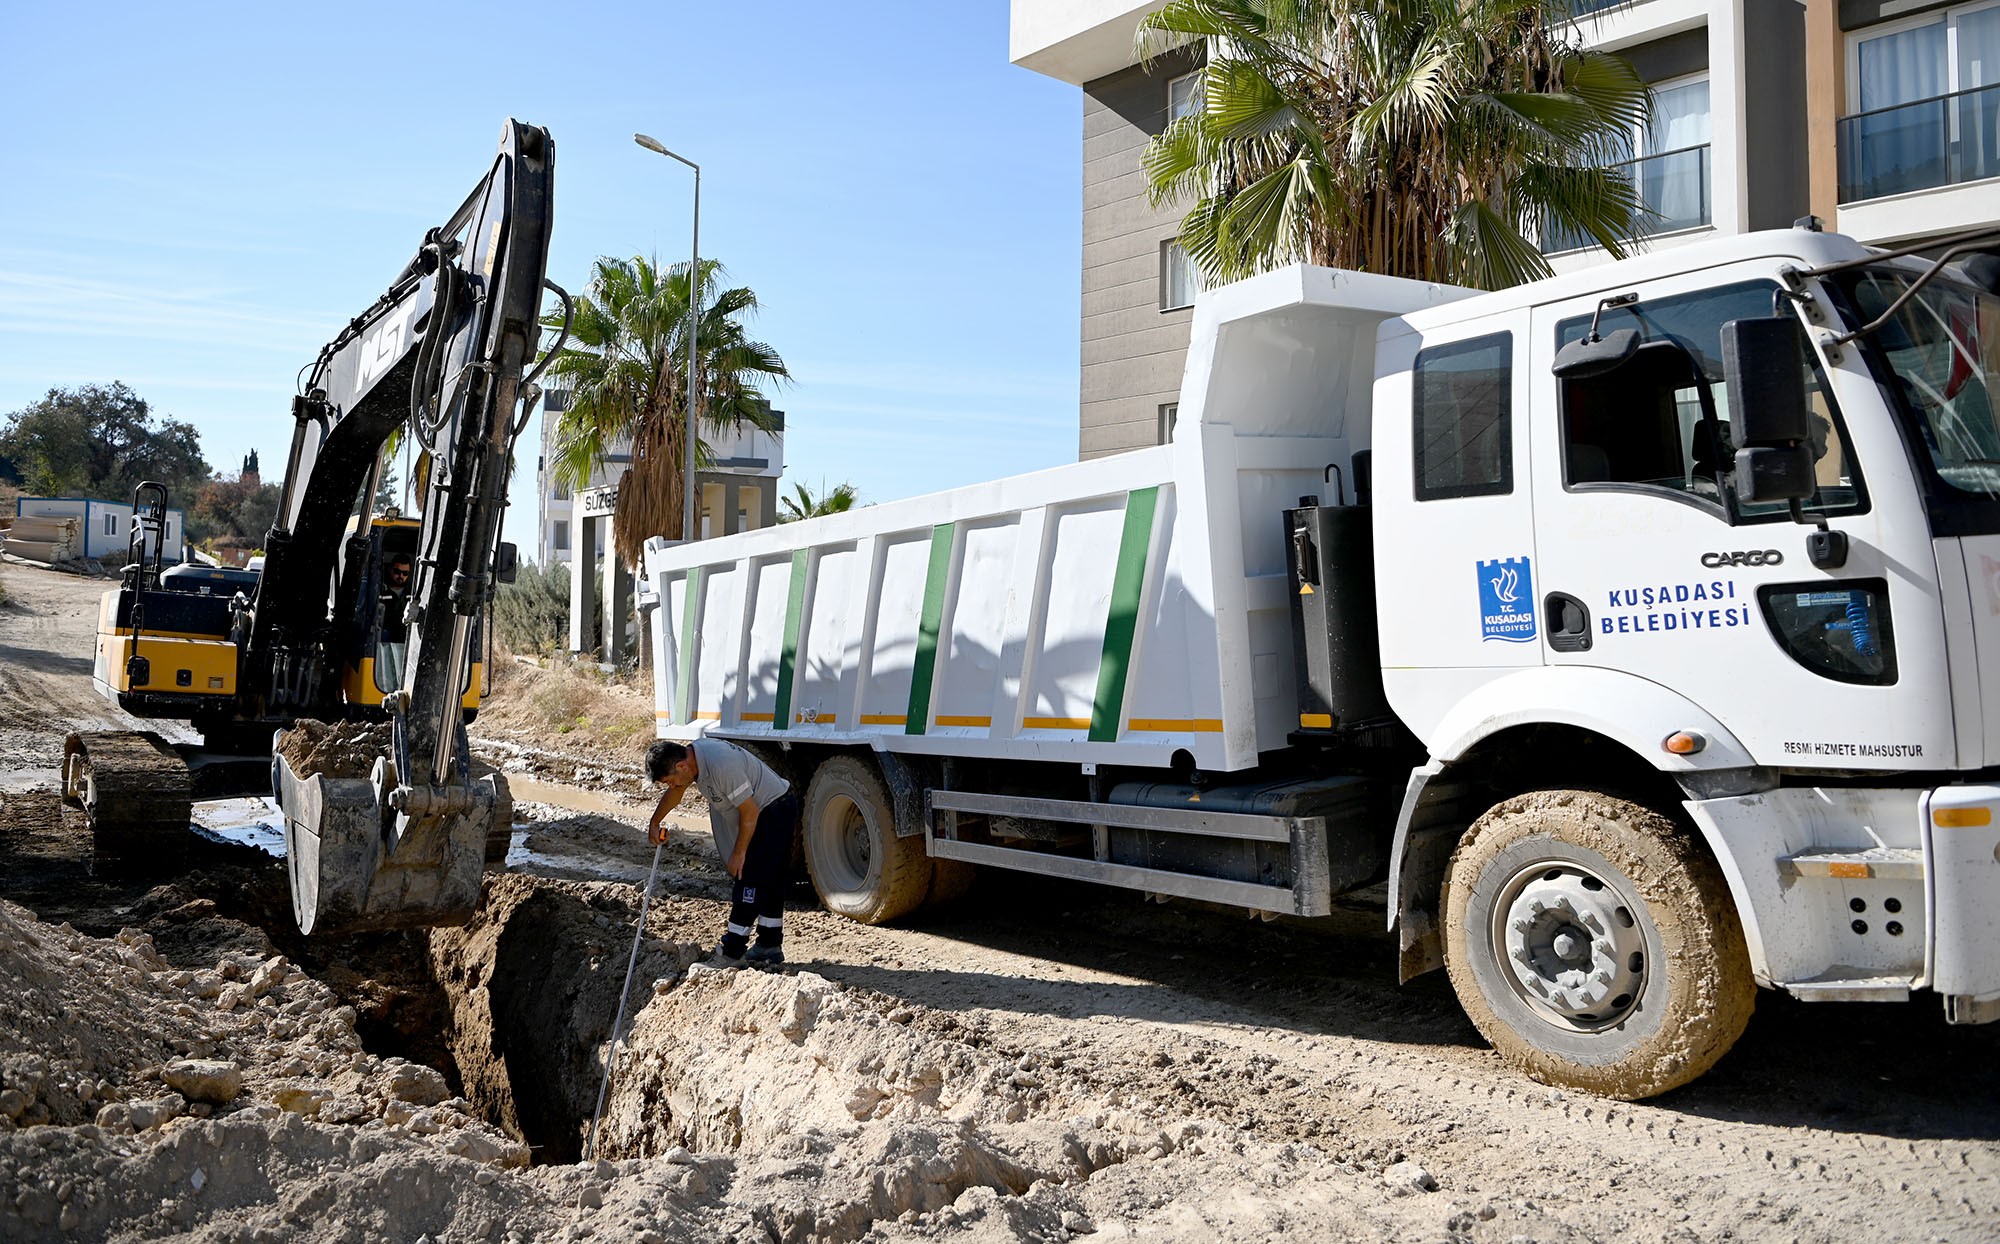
[1544,592,1592,653]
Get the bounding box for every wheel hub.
[1500,867,1646,1027]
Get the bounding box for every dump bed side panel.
[644,264,1473,773]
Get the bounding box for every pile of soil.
[273,721,390,782]
[0,896,531,1239]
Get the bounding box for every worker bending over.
[646,738,799,966]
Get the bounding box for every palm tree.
[778,480,860,523]
[1139,0,1653,291]
[540,256,789,566]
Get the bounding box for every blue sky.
[0,1,1084,555]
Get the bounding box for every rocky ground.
[2,557,1999,1243]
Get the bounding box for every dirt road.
[2,556,1997,1242]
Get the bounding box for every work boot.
[744,943,784,967]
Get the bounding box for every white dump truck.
[641,223,2000,1098]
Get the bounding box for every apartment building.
[534,391,786,567]
[1813,0,2000,245]
[1011,0,1999,457]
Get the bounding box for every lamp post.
[633,133,701,543]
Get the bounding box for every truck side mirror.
[1552,327,1641,380]
[1733,445,1816,504]
[494,541,519,584]
[1722,317,1810,445]
[1722,316,1816,506]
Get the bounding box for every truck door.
[1527,270,1944,765]
[1374,312,1545,725]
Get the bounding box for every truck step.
[1782,970,1917,1003]
[1778,847,1923,881]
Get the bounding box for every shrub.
[494,560,570,655]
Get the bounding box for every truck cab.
[1373,228,2000,1085]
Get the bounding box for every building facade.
[1011,0,2000,455]
[534,392,786,568]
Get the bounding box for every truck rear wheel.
[1442,790,1754,1099]
[803,756,931,924]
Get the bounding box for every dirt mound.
[274,720,389,781]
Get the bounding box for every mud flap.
[275,755,492,935]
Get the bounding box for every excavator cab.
[337,515,490,716]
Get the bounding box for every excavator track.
[62,731,192,870]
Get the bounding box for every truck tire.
[1442,790,1754,1100]
[804,756,931,924]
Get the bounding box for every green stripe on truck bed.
[1089,487,1158,743]
[674,566,702,726]
[906,522,956,735]
[773,549,809,729]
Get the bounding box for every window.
[552,520,568,551]
[1167,70,1203,124]
[1413,333,1513,500]
[1758,579,1897,685]
[1842,2,2000,200]
[1161,242,1204,310]
[1544,74,1711,252]
[551,480,570,501]
[104,512,120,536]
[1158,403,1179,444]
[1555,281,1865,521]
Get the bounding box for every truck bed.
[642,266,1468,773]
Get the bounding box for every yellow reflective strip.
[1129,718,1227,733]
[859,713,906,726]
[1827,861,1872,879]
[1299,713,1334,729]
[1023,716,1090,729]
[793,712,837,725]
[741,712,776,722]
[1934,806,1994,828]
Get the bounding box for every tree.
[0,382,210,504]
[540,256,790,567]
[188,473,282,544]
[1138,0,1653,291]
[779,480,859,522]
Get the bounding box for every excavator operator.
[378,552,414,688]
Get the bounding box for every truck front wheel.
[1442,790,1754,1099]
[803,756,931,924]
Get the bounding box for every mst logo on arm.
[1701,549,1784,568]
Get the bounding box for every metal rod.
[585,839,664,1162]
[633,134,701,545]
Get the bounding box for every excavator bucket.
[274,751,502,935]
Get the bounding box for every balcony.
[1542,143,1712,255]
[1839,82,2000,203]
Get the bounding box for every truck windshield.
[1836,267,2000,533]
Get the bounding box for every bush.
[494,560,569,655]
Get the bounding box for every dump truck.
[640,222,2000,1098]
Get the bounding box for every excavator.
[64,119,563,936]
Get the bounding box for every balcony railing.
[1542,143,1712,255]
[1839,82,2000,203]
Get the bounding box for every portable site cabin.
[14,497,186,562]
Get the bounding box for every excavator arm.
[269,119,558,934]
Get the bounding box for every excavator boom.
[271,119,557,934]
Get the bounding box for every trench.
[0,775,698,1168]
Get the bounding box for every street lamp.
[634,133,701,543]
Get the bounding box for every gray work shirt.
[691,737,789,860]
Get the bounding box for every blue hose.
[1846,593,1878,658]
